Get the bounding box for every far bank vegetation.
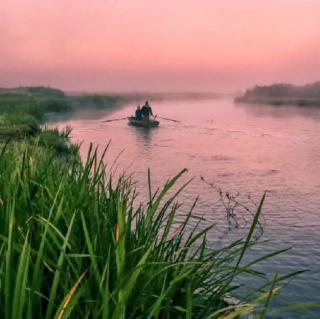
[235,81,320,106]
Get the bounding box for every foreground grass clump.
[36,126,78,155]
[0,142,294,318]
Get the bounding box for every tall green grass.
[0,142,299,318]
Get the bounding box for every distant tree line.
[235,82,320,106]
[238,81,320,101]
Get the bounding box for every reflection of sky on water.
[239,102,320,122]
[50,98,320,318]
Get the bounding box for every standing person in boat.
[141,101,153,120]
[135,106,142,120]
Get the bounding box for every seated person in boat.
[141,101,153,119]
[135,106,142,120]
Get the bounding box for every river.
[49,97,320,318]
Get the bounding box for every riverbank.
[0,86,129,141]
[0,88,304,318]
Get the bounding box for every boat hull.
[128,117,160,128]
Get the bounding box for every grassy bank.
[0,86,127,140]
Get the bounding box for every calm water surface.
[50,98,320,318]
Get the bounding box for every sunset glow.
[1,0,320,92]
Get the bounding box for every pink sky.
[1,0,320,92]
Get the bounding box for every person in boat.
[141,101,153,120]
[135,106,142,120]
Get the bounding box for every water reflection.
[129,126,158,156]
[238,102,320,122]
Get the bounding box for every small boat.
[128,117,160,128]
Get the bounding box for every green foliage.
[0,87,127,126]
[0,143,301,318]
[0,88,74,148]
[36,127,78,156]
[0,87,66,119]
[0,125,39,140]
[0,110,40,140]
[4,113,38,126]
[38,98,72,113]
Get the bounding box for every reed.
[0,141,300,318]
